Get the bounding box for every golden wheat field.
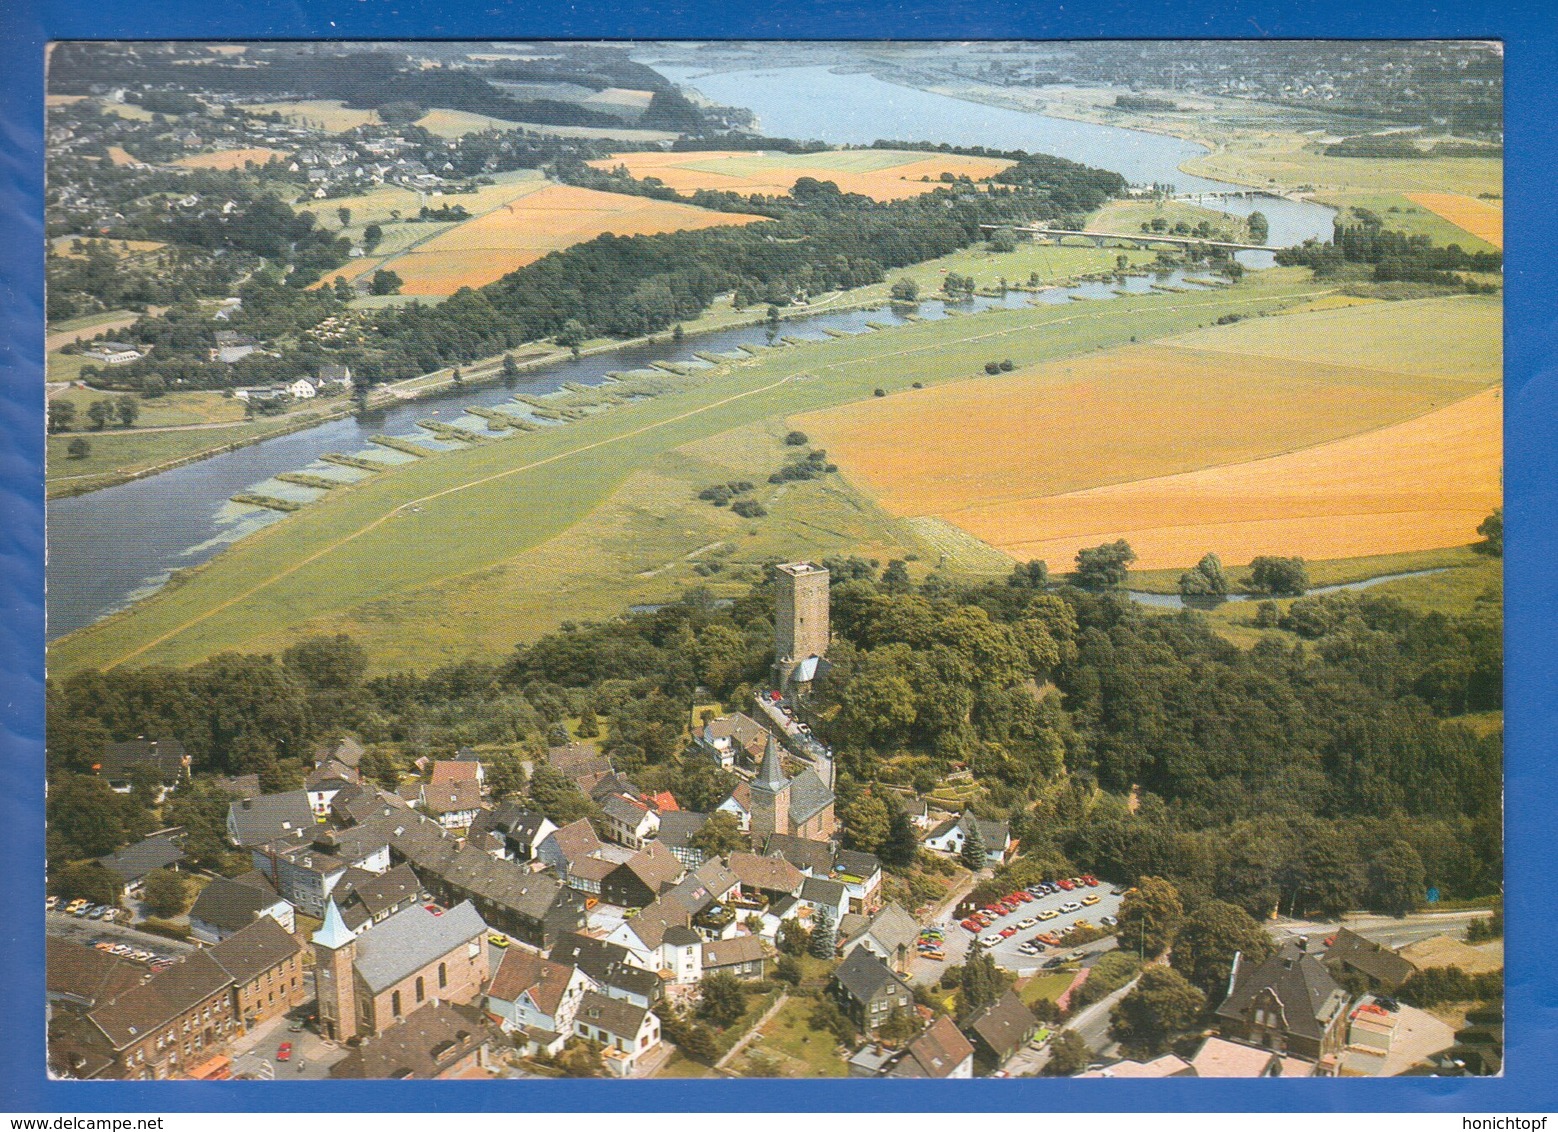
[972,387,1502,570]
[370,183,768,296]
[798,295,1501,571]
[1404,192,1504,249]
[588,149,1013,201]
[175,147,291,170]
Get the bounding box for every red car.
[425,904,443,916]
[961,919,980,932]
[1038,932,1062,946]
[276,1042,293,1062]
[1082,875,1099,887]
[1007,892,1032,904]
[1057,879,1075,891]
[999,926,1018,938]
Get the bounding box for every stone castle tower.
[774,561,830,692]
[748,736,790,841]
[312,898,358,1042]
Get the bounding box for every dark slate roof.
[654,810,709,850]
[228,791,316,847]
[617,841,683,894]
[701,935,769,969]
[549,933,660,999]
[96,739,188,782]
[346,863,423,917]
[762,833,834,876]
[964,990,1037,1060]
[230,870,280,899]
[601,794,651,826]
[189,875,282,933]
[329,1000,498,1079]
[833,946,907,1004]
[1216,941,1351,1042]
[545,741,611,782]
[576,990,649,1040]
[787,767,835,825]
[421,781,483,816]
[331,784,412,827]
[624,896,693,949]
[729,851,804,894]
[800,875,847,908]
[845,902,920,956]
[832,849,880,881]
[205,915,302,985]
[544,818,604,864]
[1323,928,1415,986]
[313,737,364,769]
[666,858,739,911]
[213,774,262,799]
[98,833,185,884]
[387,820,580,925]
[468,802,552,849]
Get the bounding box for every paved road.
[1270,908,1492,952]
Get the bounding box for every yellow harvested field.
[375,183,768,296]
[589,149,1013,202]
[175,147,291,170]
[46,94,87,106]
[1405,192,1503,249]
[964,388,1501,570]
[246,99,380,131]
[105,146,138,166]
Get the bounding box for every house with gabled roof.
[414,781,484,832]
[430,758,485,795]
[188,873,294,944]
[728,850,805,908]
[695,712,769,771]
[98,832,186,897]
[839,901,920,975]
[601,840,684,908]
[887,1015,976,1078]
[1322,927,1415,991]
[654,810,710,868]
[962,990,1039,1073]
[306,760,361,818]
[700,934,771,982]
[546,741,612,787]
[93,738,190,794]
[600,792,659,850]
[329,1000,501,1080]
[466,802,556,862]
[922,812,1014,865]
[605,896,703,984]
[314,736,365,770]
[333,863,424,935]
[1215,940,1352,1064]
[226,790,316,849]
[547,933,662,1008]
[484,947,596,1056]
[250,821,392,919]
[537,817,604,876]
[573,990,662,1078]
[832,947,914,1036]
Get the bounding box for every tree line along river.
[45,65,1339,642]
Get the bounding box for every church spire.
[312,897,355,950]
[754,735,787,792]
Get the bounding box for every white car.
[1060,901,1082,913]
[1016,917,1037,930]
[979,933,1003,947]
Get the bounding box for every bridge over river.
[980,223,1272,253]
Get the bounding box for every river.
[46,64,1338,643]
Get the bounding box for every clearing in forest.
[1404,192,1504,249]
[589,149,1014,201]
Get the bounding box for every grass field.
[1085,199,1249,242]
[731,996,846,1078]
[589,148,1013,202]
[48,388,247,429]
[412,108,673,142]
[1404,192,1503,249]
[798,294,1500,573]
[1321,192,1500,254]
[245,99,381,131]
[337,183,769,297]
[49,270,1336,674]
[174,148,291,170]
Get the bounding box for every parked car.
[424,904,443,916]
[1016,917,1037,930]
[46,896,58,911]
[66,899,90,916]
[94,941,114,952]
[1036,909,1058,921]
[1043,956,1068,969]
[1081,875,1099,887]
[1056,879,1075,891]
[979,933,1002,947]
[961,919,981,933]
[288,1018,306,1033]
[999,926,1018,939]
[1100,916,1118,928]
[921,951,946,962]
[1038,932,1062,946]
[488,933,510,948]
[276,1042,292,1062]
[1109,887,1126,896]
[1060,901,1081,913]
[1081,894,1101,906]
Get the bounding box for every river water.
[46,64,1339,643]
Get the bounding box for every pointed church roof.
[312,898,355,950]
[753,736,787,793]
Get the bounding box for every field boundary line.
[99,373,797,670]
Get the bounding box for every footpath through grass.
[51,271,1331,676]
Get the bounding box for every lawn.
[245,99,381,132]
[49,269,1337,675]
[732,995,847,1078]
[49,388,249,429]
[1017,972,1077,1007]
[1085,199,1250,242]
[1320,192,1500,254]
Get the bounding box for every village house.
[664,857,742,941]
[466,802,556,862]
[1189,1035,1315,1078]
[548,933,663,1009]
[97,831,186,899]
[305,760,361,819]
[716,782,752,832]
[211,330,260,364]
[333,863,424,934]
[760,834,883,916]
[606,897,703,985]
[226,790,316,849]
[406,780,485,833]
[600,840,683,908]
[545,741,612,789]
[832,948,915,1036]
[728,850,805,910]
[700,935,771,982]
[314,737,365,771]
[653,810,711,868]
[484,947,596,1056]
[838,902,921,975]
[286,377,318,400]
[1321,927,1415,991]
[93,738,190,793]
[537,817,606,877]
[250,822,392,919]
[600,792,660,850]
[312,898,489,1042]
[47,940,146,1019]
[572,990,662,1078]
[1215,940,1352,1065]
[962,990,1040,1074]
[1078,1054,1198,1078]
[694,712,770,771]
[882,1015,976,1079]
[81,341,143,365]
[187,873,295,944]
[316,362,353,389]
[329,1001,502,1080]
[430,757,486,796]
[921,812,1015,866]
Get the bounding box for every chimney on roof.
[1296,936,1308,951]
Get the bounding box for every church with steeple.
[749,735,837,842]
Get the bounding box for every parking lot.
[958,880,1126,975]
[46,908,196,966]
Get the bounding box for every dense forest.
[48,557,1502,918]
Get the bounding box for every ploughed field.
[587,148,1014,201]
[796,294,1501,572]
